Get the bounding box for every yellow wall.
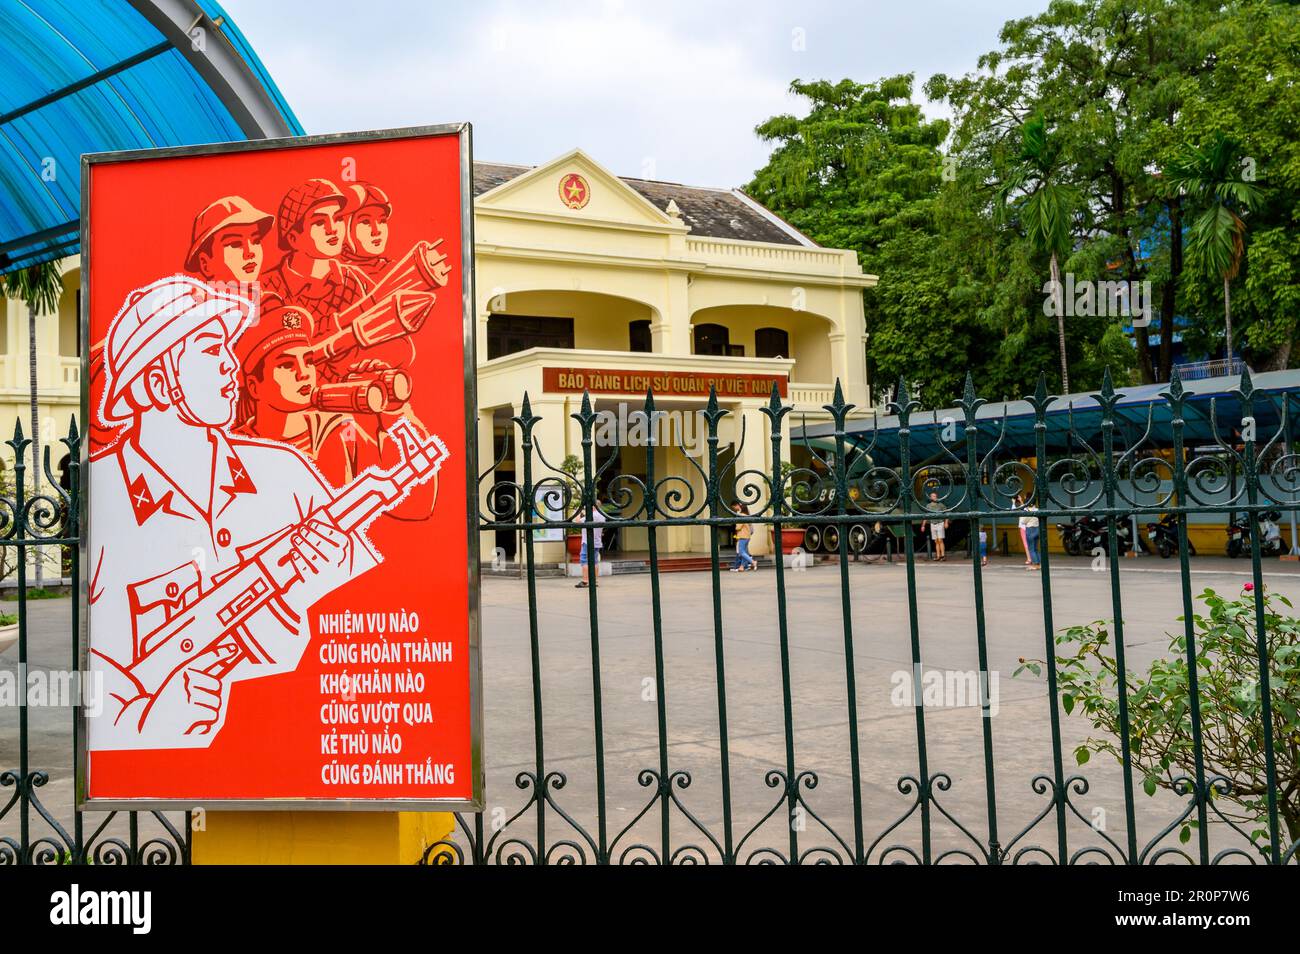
[0,260,80,469]
[489,289,655,352]
[689,303,834,383]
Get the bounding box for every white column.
[735,401,774,555]
[663,273,692,356]
[518,397,570,566]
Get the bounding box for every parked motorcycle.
[1058,513,1133,556]
[1226,511,1284,558]
[1055,518,1084,556]
[1145,513,1196,559]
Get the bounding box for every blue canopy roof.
[794,370,1300,468]
[0,0,302,276]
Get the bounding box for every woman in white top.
[1013,495,1028,564]
[1018,499,1041,570]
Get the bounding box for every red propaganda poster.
[77,125,481,809]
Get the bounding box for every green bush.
[1016,587,1300,853]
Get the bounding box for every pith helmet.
[185,195,273,273]
[102,276,253,424]
[347,182,391,216]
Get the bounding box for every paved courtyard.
[4,553,1297,863]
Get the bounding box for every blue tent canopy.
[0,0,302,276]
[794,370,1300,468]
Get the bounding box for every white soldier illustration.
[88,276,447,751]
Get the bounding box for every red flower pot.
[566,534,583,561]
[777,527,807,554]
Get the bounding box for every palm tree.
[1162,134,1263,361]
[996,114,1078,393]
[1,260,66,584]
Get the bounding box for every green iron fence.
[431,368,1299,865]
[3,367,1298,864]
[0,419,190,865]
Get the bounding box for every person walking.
[1020,500,1041,571]
[925,491,949,561]
[574,495,607,588]
[1014,495,1032,566]
[730,502,757,572]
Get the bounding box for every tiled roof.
[472,161,811,247]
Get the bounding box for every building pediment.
[475,149,685,232]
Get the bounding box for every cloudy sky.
[221,0,1047,188]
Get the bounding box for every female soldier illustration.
[232,302,377,487]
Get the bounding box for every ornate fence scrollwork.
[440,367,1299,866]
[4,368,1297,867]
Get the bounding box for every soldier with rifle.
[88,276,446,750]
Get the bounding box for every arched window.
[755,327,789,359]
[486,314,574,359]
[693,323,730,356]
[629,319,651,353]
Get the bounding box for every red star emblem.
[559,173,590,210]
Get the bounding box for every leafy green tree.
[747,76,972,405]
[1,260,65,586]
[748,76,948,258]
[929,0,1235,385]
[995,114,1079,392]
[752,0,1299,395]
[749,75,1062,405]
[1163,135,1265,360]
[1169,0,1300,370]
[1017,587,1300,854]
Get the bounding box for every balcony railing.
[787,383,835,408]
[685,237,855,273]
[1174,357,1247,381]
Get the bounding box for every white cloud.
[220,0,1045,187]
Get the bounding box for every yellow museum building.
[3,148,874,560]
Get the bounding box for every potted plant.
[776,460,808,554]
[560,454,584,561]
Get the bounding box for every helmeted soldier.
[232,302,381,486]
[88,275,377,751]
[185,195,273,286]
[342,182,393,281]
[259,178,373,328]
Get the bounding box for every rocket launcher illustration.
[126,419,449,718]
[307,240,448,378]
[310,289,436,364]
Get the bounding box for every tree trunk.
[1284,804,1300,846]
[1262,335,1293,372]
[27,302,43,586]
[1159,197,1181,382]
[1223,275,1233,362]
[1117,177,1153,384]
[1051,252,1069,393]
